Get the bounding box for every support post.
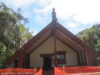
[17,55,24,68]
[54,35,57,66]
[52,8,58,66]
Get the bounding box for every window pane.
[60,55,64,59]
[57,55,60,59]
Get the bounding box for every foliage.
[77,24,100,65]
[0,3,32,68]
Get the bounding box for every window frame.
[56,51,66,64]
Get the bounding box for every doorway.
[43,57,52,70]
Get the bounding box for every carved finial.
[52,8,57,22]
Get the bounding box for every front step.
[42,70,54,75]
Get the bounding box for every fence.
[0,66,100,75]
[0,68,42,75]
[55,66,100,75]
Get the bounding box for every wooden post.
[17,55,24,68]
[34,66,36,75]
[54,35,57,66]
[63,66,65,75]
[52,8,58,66]
[82,50,87,65]
[52,22,58,66]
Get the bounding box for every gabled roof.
[13,21,94,54]
[8,20,95,58]
[20,21,93,52]
[7,9,96,65]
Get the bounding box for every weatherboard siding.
[30,37,78,67]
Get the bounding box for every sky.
[0,0,100,35]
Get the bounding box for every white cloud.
[3,0,36,8]
[22,11,32,18]
[35,0,100,25]
[34,5,52,13]
[2,0,100,34]
[34,0,50,8]
[67,22,78,28]
[35,15,46,25]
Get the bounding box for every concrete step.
[43,70,54,75]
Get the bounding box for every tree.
[77,24,100,50]
[13,24,32,50]
[77,24,100,65]
[95,40,100,52]
[0,3,32,68]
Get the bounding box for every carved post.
[17,54,24,68]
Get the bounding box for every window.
[56,51,66,64]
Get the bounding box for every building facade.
[7,9,95,69]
